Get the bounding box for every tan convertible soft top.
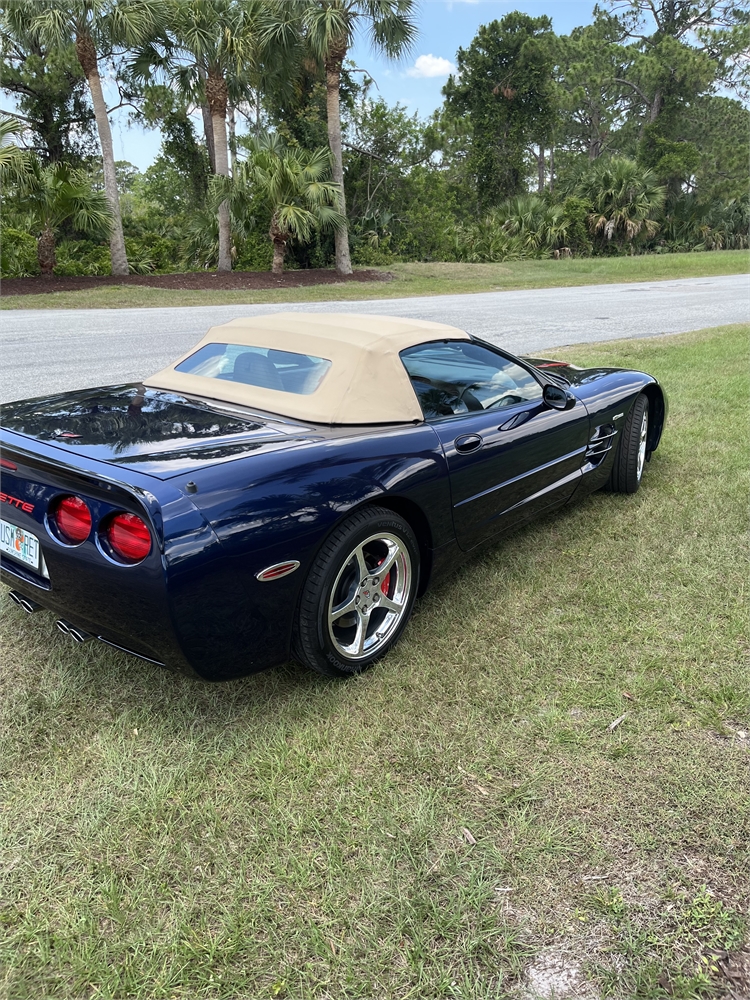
[145,312,470,424]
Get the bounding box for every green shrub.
[129,234,180,272]
[451,219,527,262]
[124,237,156,274]
[234,230,274,271]
[50,235,186,276]
[390,168,462,262]
[53,240,111,276]
[1,228,39,277]
[302,231,334,269]
[351,238,395,266]
[560,197,593,256]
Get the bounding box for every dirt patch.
[521,945,599,999]
[0,268,392,297]
[720,945,750,999]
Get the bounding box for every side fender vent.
[585,424,617,466]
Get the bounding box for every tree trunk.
[271,240,286,274]
[206,69,231,272]
[325,49,352,276]
[228,105,237,176]
[201,103,216,172]
[537,146,545,193]
[270,216,286,274]
[37,225,56,276]
[75,31,128,276]
[650,90,663,122]
[549,146,554,195]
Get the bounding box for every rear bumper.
[1,562,198,676]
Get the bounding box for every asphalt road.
[1,273,747,402]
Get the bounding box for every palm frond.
[0,115,34,184]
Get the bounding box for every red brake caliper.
[376,556,393,596]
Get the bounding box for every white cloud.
[406,54,457,79]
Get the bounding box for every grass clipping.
[1,324,748,1000]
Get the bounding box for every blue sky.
[108,1,599,172]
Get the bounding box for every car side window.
[400,341,543,420]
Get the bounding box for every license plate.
[0,518,40,570]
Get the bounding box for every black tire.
[608,393,649,494]
[293,506,420,677]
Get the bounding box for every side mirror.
[543,383,576,411]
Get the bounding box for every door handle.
[499,411,531,431]
[454,434,483,454]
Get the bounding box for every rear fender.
[178,424,452,668]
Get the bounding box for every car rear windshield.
[175,343,332,395]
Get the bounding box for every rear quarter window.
[175,343,332,395]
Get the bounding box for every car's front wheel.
[293,506,420,677]
[608,393,649,494]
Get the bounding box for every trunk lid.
[1,384,319,479]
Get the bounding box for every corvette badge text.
[0,492,34,514]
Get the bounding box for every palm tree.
[225,132,345,274]
[21,0,167,276]
[578,157,666,245]
[268,0,417,275]
[495,195,570,254]
[177,204,256,271]
[163,0,265,272]
[14,160,112,274]
[0,114,34,184]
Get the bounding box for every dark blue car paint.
[432,395,591,549]
[0,349,667,681]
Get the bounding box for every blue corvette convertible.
[0,313,667,679]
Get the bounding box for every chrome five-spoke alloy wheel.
[293,506,420,676]
[327,532,412,661]
[636,408,648,482]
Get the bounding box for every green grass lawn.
[1,250,748,310]
[1,324,748,1000]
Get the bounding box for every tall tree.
[161,0,264,272]
[276,0,417,275]
[681,95,750,202]
[555,14,630,162]
[139,84,210,206]
[605,2,750,200]
[24,0,167,275]
[443,12,557,210]
[610,1,750,97]
[609,0,748,123]
[0,5,96,164]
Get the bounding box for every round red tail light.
[50,495,92,544]
[105,512,151,563]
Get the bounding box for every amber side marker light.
[50,495,92,544]
[105,512,152,563]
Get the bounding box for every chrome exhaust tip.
[9,590,42,614]
[55,619,94,643]
[69,626,94,643]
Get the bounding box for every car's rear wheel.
[293,506,420,677]
[608,393,649,494]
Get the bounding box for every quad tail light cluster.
[48,494,151,564]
